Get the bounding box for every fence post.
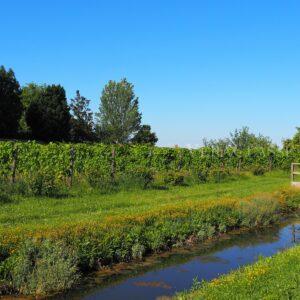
[268,152,273,171]
[69,146,75,187]
[178,150,182,171]
[111,146,116,182]
[11,146,18,184]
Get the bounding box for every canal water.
[56,219,300,300]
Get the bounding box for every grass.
[1,170,299,296]
[0,171,289,231]
[176,244,300,300]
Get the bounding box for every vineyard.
[1,141,300,297]
[0,141,299,190]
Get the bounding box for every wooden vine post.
[111,146,116,182]
[268,151,274,172]
[69,146,75,187]
[11,146,18,184]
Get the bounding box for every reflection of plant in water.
[134,281,172,289]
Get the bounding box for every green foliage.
[208,169,231,183]
[203,127,273,151]
[0,190,11,204]
[0,175,298,296]
[96,78,142,143]
[0,66,22,137]
[20,83,46,132]
[283,127,300,150]
[85,168,116,193]
[70,90,94,142]
[129,167,155,189]
[237,197,280,227]
[8,240,78,296]
[25,85,71,141]
[230,126,273,150]
[131,124,158,145]
[0,141,297,193]
[27,172,60,197]
[163,171,186,186]
[252,165,266,176]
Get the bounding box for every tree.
[203,138,231,151]
[70,90,94,142]
[230,127,272,150]
[203,127,273,150]
[0,66,22,137]
[26,85,71,141]
[131,125,158,145]
[20,83,46,132]
[97,79,142,143]
[283,127,300,150]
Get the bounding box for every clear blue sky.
[1,0,299,147]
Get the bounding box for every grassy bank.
[1,171,299,296]
[177,243,300,299]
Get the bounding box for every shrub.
[277,188,300,211]
[131,243,146,260]
[85,168,116,193]
[237,196,280,227]
[208,169,231,183]
[195,167,209,183]
[134,168,155,189]
[163,171,186,186]
[26,172,60,197]
[9,240,78,296]
[0,191,12,204]
[252,166,266,176]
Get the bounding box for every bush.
[237,196,280,227]
[208,169,231,183]
[8,240,78,296]
[277,188,300,211]
[131,243,146,260]
[133,168,154,189]
[26,172,60,197]
[252,166,266,176]
[163,171,186,186]
[0,191,12,204]
[195,167,209,183]
[85,168,116,194]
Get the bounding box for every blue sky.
[1,0,299,147]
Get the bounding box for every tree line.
[0,66,158,144]
[2,65,300,149]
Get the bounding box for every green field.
[0,171,289,231]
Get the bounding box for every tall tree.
[97,79,141,143]
[20,83,46,132]
[0,66,22,137]
[70,90,94,142]
[26,85,71,141]
[131,124,158,145]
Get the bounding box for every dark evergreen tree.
[26,85,71,141]
[0,66,22,137]
[131,125,158,145]
[70,90,94,142]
